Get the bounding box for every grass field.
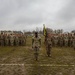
[0,36,75,75]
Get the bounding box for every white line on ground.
[0,64,24,66]
[0,64,74,67]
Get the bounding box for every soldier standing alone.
[32,32,41,61]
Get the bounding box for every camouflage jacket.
[32,36,41,48]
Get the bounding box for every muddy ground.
[0,36,75,75]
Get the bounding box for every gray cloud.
[55,0,75,31]
[58,0,75,22]
[0,0,75,32]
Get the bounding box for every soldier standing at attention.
[0,34,1,46]
[68,33,71,47]
[15,35,19,46]
[22,35,26,46]
[5,34,9,46]
[73,33,75,50]
[58,34,64,47]
[64,34,68,47]
[46,33,52,57]
[54,36,58,47]
[10,34,14,46]
[0,33,4,46]
[32,32,41,61]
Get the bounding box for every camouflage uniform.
[46,37,52,57]
[0,34,1,46]
[15,36,19,46]
[24,35,26,46]
[51,36,54,47]
[8,35,11,46]
[58,35,64,47]
[18,36,21,46]
[19,36,22,46]
[68,34,73,47]
[0,34,4,46]
[71,36,73,47]
[21,35,25,46]
[10,34,14,46]
[14,36,16,46]
[53,36,58,47]
[32,36,41,49]
[68,35,71,47]
[73,35,75,50]
[5,35,9,46]
[32,34,41,61]
[64,35,68,47]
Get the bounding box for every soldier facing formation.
[32,32,41,61]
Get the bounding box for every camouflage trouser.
[5,39,9,46]
[10,40,14,46]
[21,40,24,46]
[33,46,39,54]
[33,46,39,61]
[74,47,75,50]
[1,40,4,46]
[19,40,22,46]
[59,41,63,47]
[64,41,68,47]
[46,44,51,57]
[23,39,26,46]
[19,40,21,45]
[54,40,58,46]
[73,41,75,50]
[0,40,1,46]
[16,40,19,46]
[68,40,73,47]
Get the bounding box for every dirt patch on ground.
[0,64,26,75]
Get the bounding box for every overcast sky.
[0,0,75,32]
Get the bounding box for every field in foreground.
[0,36,75,75]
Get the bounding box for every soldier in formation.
[73,33,75,50]
[44,28,75,51]
[50,33,75,48]
[0,33,26,46]
[58,34,64,47]
[53,35,58,47]
[63,34,68,47]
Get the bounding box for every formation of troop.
[44,29,75,57]
[45,32,75,49]
[0,32,26,46]
[48,33,75,49]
